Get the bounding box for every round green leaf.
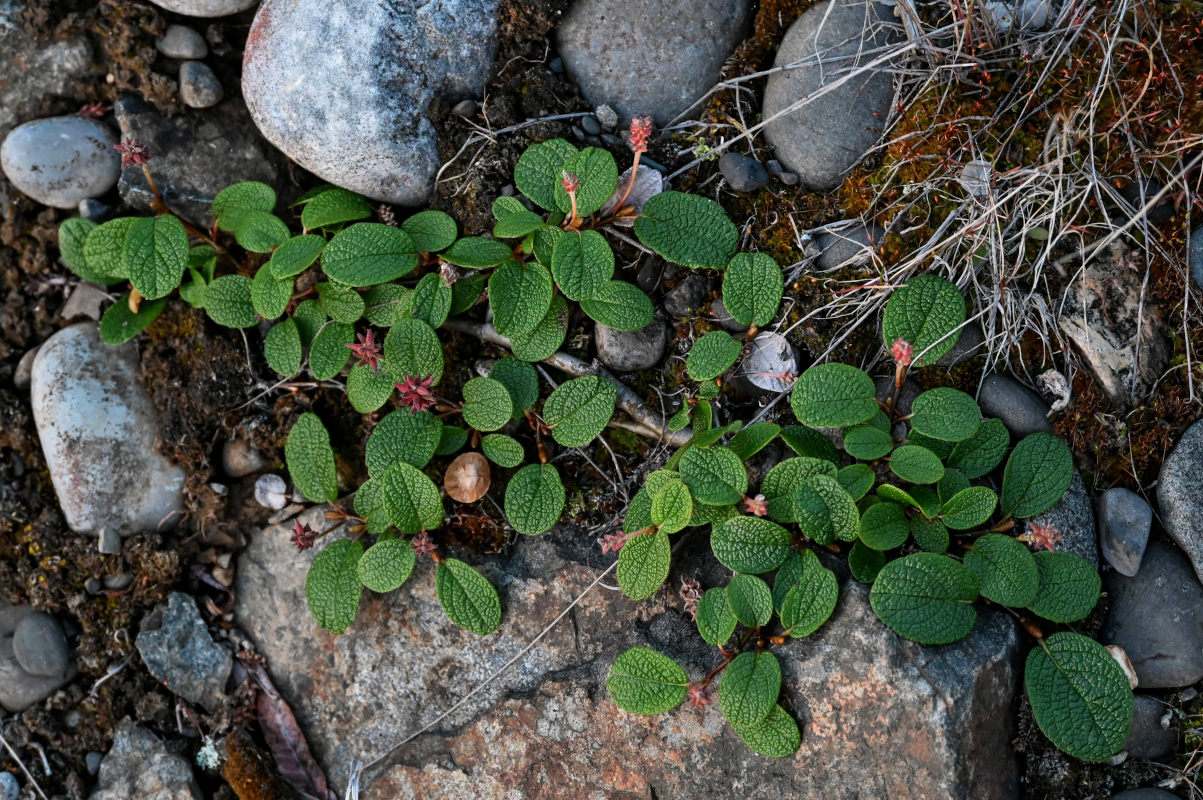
[722,252,783,327]
[366,410,442,475]
[1027,551,1101,623]
[790,363,878,428]
[772,551,807,611]
[59,217,119,285]
[251,264,293,320]
[848,540,887,583]
[889,445,946,485]
[859,501,910,551]
[624,487,654,534]
[286,413,338,503]
[461,376,513,432]
[728,423,781,461]
[793,474,860,544]
[696,588,737,646]
[306,539,363,634]
[322,223,417,286]
[435,426,469,456]
[308,321,354,380]
[909,388,981,443]
[617,529,671,600]
[843,423,895,460]
[579,280,654,331]
[480,434,524,468]
[410,272,452,327]
[234,210,290,253]
[436,558,501,635]
[99,295,166,344]
[490,357,539,417]
[489,260,554,338]
[726,573,773,627]
[510,294,568,362]
[346,362,395,413]
[938,469,971,504]
[542,375,616,447]
[729,704,802,758]
[293,299,327,346]
[264,318,303,377]
[357,538,416,593]
[1001,433,1074,518]
[383,318,444,383]
[504,464,565,535]
[400,209,457,252]
[364,284,413,327]
[761,457,837,522]
[83,217,140,282]
[940,486,998,530]
[492,208,544,240]
[910,516,949,554]
[316,281,366,324]
[124,214,188,300]
[380,461,444,534]
[718,651,781,728]
[711,516,792,574]
[836,463,875,501]
[300,187,372,230]
[514,138,578,211]
[443,236,514,269]
[679,446,748,506]
[553,146,618,217]
[964,533,1039,607]
[634,191,738,269]
[607,646,688,715]
[869,553,980,644]
[947,418,1010,479]
[687,331,742,381]
[551,228,613,301]
[780,560,838,637]
[213,181,276,231]
[651,480,693,534]
[881,274,965,366]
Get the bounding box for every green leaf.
[322,223,417,286]
[408,272,451,327]
[286,413,338,502]
[697,588,738,646]
[462,376,513,432]
[848,540,887,583]
[908,430,955,460]
[354,478,390,535]
[869,553,979,644]
[264,318,303,377]
[1027,551,1101,622]
[910,516,949,554]
[514,139,578,211]
[881,274,965,366]
[83,217,138,281]
[718,651,781,728]
[606,646,688,715]
[780,425,840,463]
[964,533,1039,607]
[123,214,188,300]
[383,318,444,383]
[579,280,655,332]
[772,551,807,611]
[504,464,565,535]
[711,516,792,573]
[729,704,802,758]
[436,558,501,635]
[204,274,258,328]
[213,181,276,231]
[293,300,327,346]
[722,252,783,327]
[234,210,290,253]
[59,217,119,285]
[693,399,714,434]
[346,362,395,413]
[836,464,875,501]
[300,187,372,230]
[780,559,838,637]
[790,363,878,428]
[554,147,619,217]
[793,475,860,544]
[489,260,554,338]
[909,388,981,443]
[679,446,748,505]
[624,487,654,534]
[99,296,166,344]
[435,425,469,456]
[366,410,442,475]
[761,457,837,522]
[510,294,568,362]
[481,434,524,467]
[308,321,354,380]
[400,210,457,253]
[651,480,693,534]
[1001,433,1074,518]
[443,236,514,269]
[492,195,528,220]
[947,418,1009,479]
[542,375,616,447]
[843,424,894,460]
[364,284,413,326]
[617,529,671,600]
[550,229,613,300]
[687,331,742,381]
[1025,632,1133,762]
[859,501,910,550]
[729,423,780,461]
[493,209,545,239]
[634,191,738,269]
[726,573,773,627]
[937,469,971,504]
[357,538,416,593]
[306,539,363,634]
[251,265,293,320]
[889,445,945,484]
[940,486,998,530]
[379,461,444,534]
[531,224,565,266]
[490,357,539,417]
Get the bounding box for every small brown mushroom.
[444,452,491,503]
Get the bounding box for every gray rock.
[815,222,885,270]
[977,373,1052,437]
[763,1,900,190]
[254,473,288,510]
[60,283,109,321]
[876,375,921,416]
[0,116,120,209]
[221,438,270,478]
[1023,473,1098,569]
[580,115,602,136]
[13,346,38,392]
[1158,419,1203,584]
[12,612,70,678]
[718,152,769,192]
[88,719,202,800]
[595,320,668,372]
[114,94,279,227]
[0,10,95,141]
[733,332,798,393]
[77,197,109,221]
[86,751,103,776]
[710,297,748,333]
[0,602,76,712]
[557,0,751,126]
[986,0,1059,30]
[146,0,258,16]
[933,322,986,367]
[156,25,208,59]
[178,61,223,108]
[663,273,708,318]
[1190,226,1203,290]
[135,593,232,712]
[1111,791,1179,800]
[0,772,16,800]
[31,324,186,537]
[1122,695,1175,760]
[97,528,122,555]
[1102,542,1203,689]
[1097,488,1152,576]
[243,0,500,205]
[237,506,1019,798]
[595,104,618,130]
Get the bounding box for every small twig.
[0,728,50,800]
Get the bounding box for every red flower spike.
[743,494,769,517]
[890,337,914,367]
[78,102,108,118]
[560,171,580,193]
[395,374,436,414]
[347,329,383,372]
[1019,522,1061,552]
[687,684,712,708]
[629,116,653,154]
[411,532,438,558]
[290,520,318,552]
[113,138,150,168]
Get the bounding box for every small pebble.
[0,772,18,800]
[179,61,223,109]
[84,577,102,594]
[571,125,586,141]
[710,297,748,333]
[255,474,289,510]
[548,56,563,73]
[12,612,70,678]
[78,198,109,221]
[86,751,103,776]
[595,320,668,372]
[580,115,601,136]
[600,133,621,148]
[60,283,108,321]
[718,152,769,193]
[663,274,708,318]
[450,99,477,117]
[641,156,667,173]
[221,438,269,478]
[595,104,618,130]
[98,527,122,555]
[157,25,208,60]
[1122,695,1176,760]
[103,573,134,591]
[977,374,1052,437]
[1097,487,1153,576]
[14,346,38,392]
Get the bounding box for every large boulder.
[1158,418,1203,584]
[237,508,1019,798]
[242,0,500,205]
[763,0,900,190]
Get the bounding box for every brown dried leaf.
[252,663,335,800]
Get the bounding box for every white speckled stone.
[31,323,186,536]
[0,116,120,209]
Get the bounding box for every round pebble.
[86,751,103,776]
[77,197,109,221]
[594,104,618,130]
[12,612,70,677]
[718,152,769,193]
[13,346,38,392]
[0,116,120,209]
[595,320,668,372]
[580,115,601,136]
[0,772,18,800]
[255,474,289,510]
[179,61,223,108]
[977,374,1052,437]
[157,25,208,59]
[222,438,269,478]
[451,99,477,117]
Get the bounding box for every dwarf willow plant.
[56,135,1130,766]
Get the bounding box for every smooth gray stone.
[179,61,223,108]
[243,0,500,205]
[156,25,208,59]
[710,297,748,333]
[1122,695,1175,760]
[1097,487,1153,576]
[977,373,1052,437]
[0,772,16,800]
[763,0,900,190]
[816,222,885,270]
[1023,472,1098,569]
[0,116,120,209]
[135,593,232,712]
[663,273,708,318]
[1157,419,1203,585]
[0,603,76,712]
[718,152,769,192]
[595,320,668,372]
[12,612,70,677]
[221,438,270,478]
[146,0,257,16]
[557,0,751,126]
[13,346,38,392]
